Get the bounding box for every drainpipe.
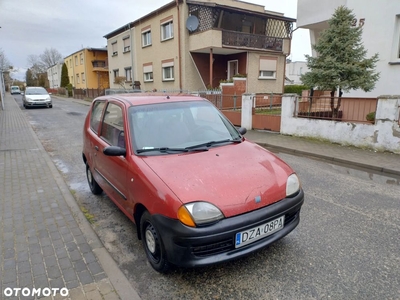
[175,0,182,91]
[209,48,213,88]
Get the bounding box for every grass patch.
[80,206,95,224]
[255,108,281,115]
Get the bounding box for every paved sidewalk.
[0,94,140,300]
[245,130,400,176]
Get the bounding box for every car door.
[93,101,129,212]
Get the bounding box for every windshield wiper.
[137,147,209,154]
[185,138,242,150]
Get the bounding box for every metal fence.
[296,96,378,123]
[73,88,106,100]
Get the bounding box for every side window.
[90,101,106,133]
[100,103,125,147]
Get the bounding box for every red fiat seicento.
[82,93,304,273]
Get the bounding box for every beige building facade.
[104,0,295,94]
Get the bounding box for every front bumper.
[152,189,304,268]
[25,100,52,107]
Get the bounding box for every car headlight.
[286,173,300,196]
[177,202,224,227]
[26,97,33,102]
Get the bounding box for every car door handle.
[94,146,99,151]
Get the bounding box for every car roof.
[95,92,208,106]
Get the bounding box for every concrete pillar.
[241,93,255,130]
[280,94,298,134]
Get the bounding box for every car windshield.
[26,88,48,95]
[129,100,241,153]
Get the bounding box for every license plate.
[235,216,285,248]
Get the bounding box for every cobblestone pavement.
[0,94,140,300]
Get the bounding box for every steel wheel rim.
[145,228,156,254]
[87,168,93,184]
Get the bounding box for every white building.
[47,63,63,89]
[285,60,309,85]
[297,0,400,97]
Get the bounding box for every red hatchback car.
[82,93,304,273]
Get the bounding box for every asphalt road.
[14,95,400,300]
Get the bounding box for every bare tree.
[0,48,12,72]
[40,48,63,68]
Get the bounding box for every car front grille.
[192,239,234,257]
[191,210,300,257]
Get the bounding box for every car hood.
[142,141,294,217]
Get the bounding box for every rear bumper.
[152,189,304,268]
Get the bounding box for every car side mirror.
[103,146,126,157]
[238,127,247,135]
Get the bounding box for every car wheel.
[86,163,103,195]
[140,211,170,273]
[49,105,53,108]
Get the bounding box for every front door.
[95,101,129,211]
[227,60,238,80]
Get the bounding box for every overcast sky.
[0,0,311,81]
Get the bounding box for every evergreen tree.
[26,68,35,86]
[61,63,69,87]
[301,6,379,118]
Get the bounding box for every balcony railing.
[92,60,108,69]
[222,30,283,51]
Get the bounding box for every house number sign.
[351,18,365,27]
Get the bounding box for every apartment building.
[297,0,400,97]
[104,0,295,93]
[64,48,110,89]
[47,63,63,89]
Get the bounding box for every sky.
[0,0,311,81]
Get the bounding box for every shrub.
[66,83,73,97]
[284,85,309,95]
[366,111,375,122]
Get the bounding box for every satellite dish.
[186,15,199,32]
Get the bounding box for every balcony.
[188,29,285,54]
[92,60,108,72]
[222,30,283,52]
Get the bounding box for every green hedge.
[284,85,309,95]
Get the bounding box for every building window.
[125,68,132,82]
[144,72,153,82]
[161,20,173,41]
[142,30,152,47]
[80,53,83,65]
[143,63,153,82]
[113,69,119,82]
[69,59,72,67]
[76,74,80,84]
[82,72,85,83]
[259,56,277,79]
[123,36,130,52]
[71,76,73,84]
[75,56,78,66]
[112,42,118,56]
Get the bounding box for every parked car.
[11,85,21,94]
[82,93,304,273]
[22,87,52,108]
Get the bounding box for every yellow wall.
[64,49,109,89]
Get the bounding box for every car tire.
[86,163,103,195]
[140,211,170,273]
[49,104,53,108]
